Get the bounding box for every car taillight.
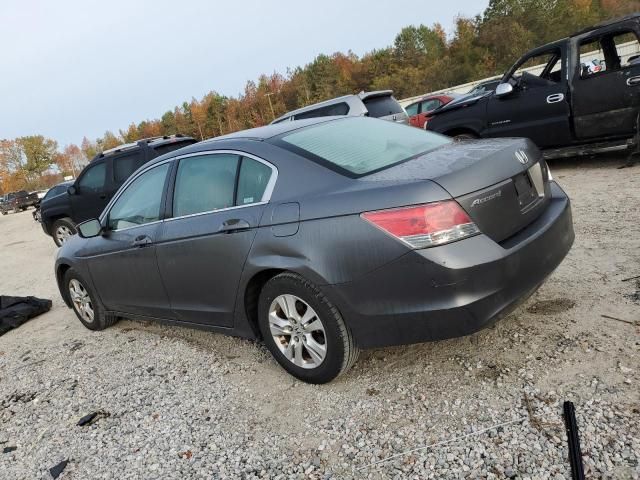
[361,201,480,249]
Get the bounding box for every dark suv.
[41,135,196,246]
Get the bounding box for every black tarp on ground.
[0,296,52,336]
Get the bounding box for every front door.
[84,162,172,318]
[156,152,276,327]
[572,27,640,139]
[70,159,111,223]
[487,46,571,148]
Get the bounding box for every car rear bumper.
[324,181,574,349]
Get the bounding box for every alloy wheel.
[68,279,94,323]
[56,225,73,244]
[268,294,327,369]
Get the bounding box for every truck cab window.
[511,49,562,88]
[580,30,640,78]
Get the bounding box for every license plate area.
[514,172,538,211]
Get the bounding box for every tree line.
[1,0,637,193]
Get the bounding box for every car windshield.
[278,117,451,176]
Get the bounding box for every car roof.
[271,90,395,124]
[145,117,344,164]
[571,13,640,37]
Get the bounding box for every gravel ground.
[0,156,639,479]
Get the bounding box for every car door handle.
[627,76,640,86]
[218,219,251,233]
[546,93,565,104]
[132,235,153,247]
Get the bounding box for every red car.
[404,94,457,129]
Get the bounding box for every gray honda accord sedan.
[55,117,574,383]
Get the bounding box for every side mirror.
[77,218,102,238]
[67,186,77,195]
[495,83,514,97]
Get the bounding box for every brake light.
[361,201,479,249]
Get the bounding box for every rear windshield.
[277,117,451,176]
[294,102,350,120]
[363,95,404,118]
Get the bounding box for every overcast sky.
[0,0,488,146]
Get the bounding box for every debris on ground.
[49,459,68,479]
[0,296,51,336]
[2,446,17,454]
[76,410,110,427]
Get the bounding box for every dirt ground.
[0,155,638,479]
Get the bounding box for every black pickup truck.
[0,190,40,215]
[427,14,640,160]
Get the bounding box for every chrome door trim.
[100,149,278,225]
[627,76,640,86]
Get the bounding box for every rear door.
[156,151,277,327]
[486,46,572,148]
[572,26,640,139]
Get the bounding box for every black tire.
[453,132,478,142]
[52,217,77,247]
[63,268,118,331]
[258,272,359,384]
[1,211,7,216]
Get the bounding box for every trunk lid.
[363,138,552,243]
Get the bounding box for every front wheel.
[258,272,359,384]
[52,217,77,247]
[64,268,118,330]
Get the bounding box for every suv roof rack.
[94,134,193,160]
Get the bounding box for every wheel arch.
[443,127,480,138]
[56,263,73,307]
[242,268,286,339]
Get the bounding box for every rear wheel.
[258,272,359,384]
[52,217,77,247]
[64,268,117,331]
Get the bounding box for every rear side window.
[294,102,350,120]
[152,140,195,158]
[113,153,141,184]
[420,99,442,113]
[405,102,419,116]
[78,162,106,192]
[173,154,239,217]
[279,117,450,176]
[236,158,273,205]
[363,96,404,117]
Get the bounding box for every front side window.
[512,49,562,87]
[420,99,441,113]
[173,154,239,217]
[78,162,106,193]
[278,117,451,176]
[107,163,170,230]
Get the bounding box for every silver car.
[271,90,409,125]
